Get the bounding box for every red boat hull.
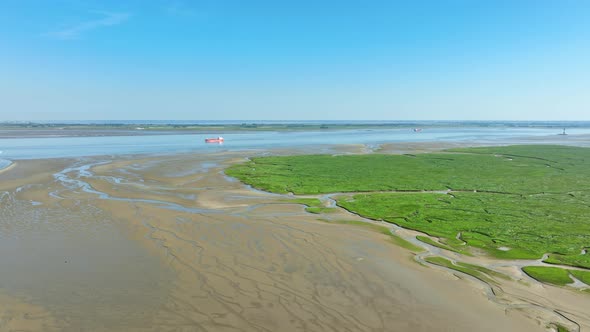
[205,137,224,143]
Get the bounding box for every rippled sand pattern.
[0,151,548,331]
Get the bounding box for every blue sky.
[1,0,589,121]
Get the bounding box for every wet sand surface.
[0,143,585,331]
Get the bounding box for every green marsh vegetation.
[522,267,573,286]
[555,324,570,332]
[227,145,590,270]
[227,145,590,194]
[511,264,590,289]
[424,256,508,283]
[281,198,323,208]
[570,270,590,285]
[548,322,572,332]
[338,192,589,262]
[305,206,338,214]
[415,235,469,254]
[280,198,337,214]
[317,219,424,253]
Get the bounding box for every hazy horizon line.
[3,120,590,126]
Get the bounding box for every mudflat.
[0,145,581,331]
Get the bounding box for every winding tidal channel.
[1,145,589,331]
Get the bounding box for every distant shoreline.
[1,121,589,139]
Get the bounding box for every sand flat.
[1,149,582,331]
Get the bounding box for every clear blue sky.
[1,0,589,121]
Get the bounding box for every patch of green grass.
[416,235,462,253]
[280,198,337,214]
[318,219,393,235]
[424,256,502,283]
[570,270,590,286]
[554,323,570,332]
[459,262,511,280]
[522,266,573,286]
[228,145,590,266]
[318,220,423,252]
[487,247,540,260]
[305,206,338,214]
[281,198,323,207]
[424,256,455,267]
[389,235,424,253]
[544,253,590,270]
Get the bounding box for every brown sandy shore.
[0,143,588,331]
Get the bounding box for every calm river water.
[1,127,590,161]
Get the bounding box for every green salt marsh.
[227,145,590,269]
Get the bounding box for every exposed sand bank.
[1,143,587,331]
